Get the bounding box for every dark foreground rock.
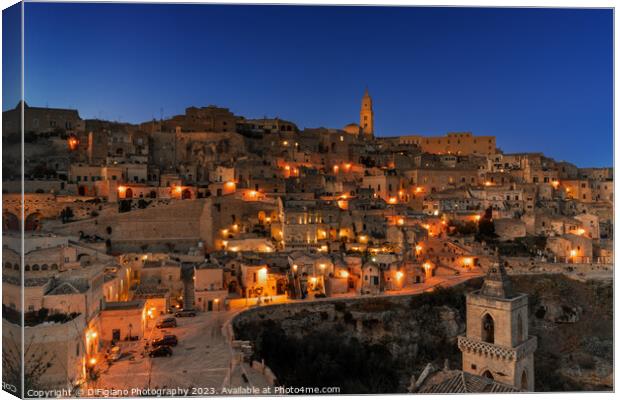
[233,275,612,393]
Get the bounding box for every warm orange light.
[292,264,298,271]
[89,357,97,366]
[388,197,398,204]
[576,228,585,236]
[484,181,493,187]
[397,218,405,226]
[423,262,432,271]
[570,249,577,258]
[463,257,473,267]
[474,215,481,222]
[551,180,560,188]
[214,298,219,303]
[344,163,352,170]
[415,187,423,193]
[415,245,423,253]
[68,136,80,151]
[309,277,317,284]
[396,271,404,280]
[359,235,368,244]
[333,165,339,173]
[249,190,258,197]
[282,140,289,146]
[174,186,183,194]
[225,181,236,189]
[340,270,349,278]
[117,185,127,193]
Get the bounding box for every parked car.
[156,317,177,328]
[149,345,172,357]
[175,309,196,317]
[152,335,178,347]
[107,346,121,361]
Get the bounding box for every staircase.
[181,263,196,309]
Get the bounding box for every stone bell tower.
[359,88,374,138]
[457,261,537,391]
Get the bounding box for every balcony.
[458,335,537,361]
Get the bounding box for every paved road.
[94,272,484,395]
[96,311,235,393]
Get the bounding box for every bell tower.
[359,88,374,138]
[457,261,537,391]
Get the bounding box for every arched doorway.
[481,313,495,343]
[521,370,528,390]
[3,212,19,231]
[482,370,494,380]
[125,188,133,199]
[25,213,43,231]
[182,189,192,199]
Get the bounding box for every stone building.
[457,263,537,391]
[399,132,496,156]
[3,101,83,136]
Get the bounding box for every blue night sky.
[10,4,614,167]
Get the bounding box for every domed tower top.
[360,88,374,138]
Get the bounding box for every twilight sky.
[8,4,614,167]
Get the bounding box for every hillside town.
[2,89,614,393]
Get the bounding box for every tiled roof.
[419,371,520,393]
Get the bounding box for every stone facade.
[458,264,536,391]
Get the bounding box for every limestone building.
[457,262,537,391]
[399,132,496,155]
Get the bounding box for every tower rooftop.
[479,258,514,299]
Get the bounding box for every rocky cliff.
[233,275,612,393]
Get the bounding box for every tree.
[3,332,57,396]
[476,206,497,242]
